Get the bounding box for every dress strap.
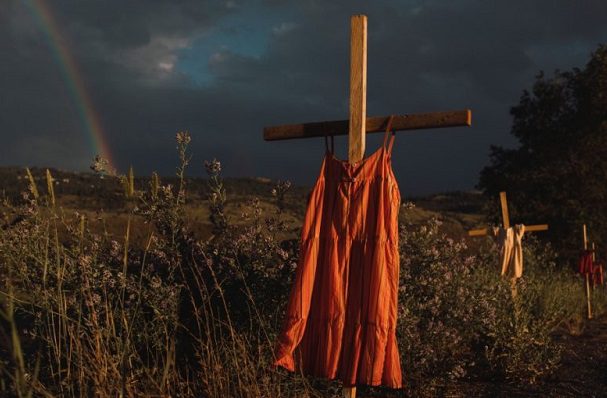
[324,134,335,154]
[383,115,396,154]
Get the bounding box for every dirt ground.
[355,313,607,397]
[450,313,607,397]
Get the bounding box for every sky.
[1,0,607,195]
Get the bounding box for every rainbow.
[25,0,116,170]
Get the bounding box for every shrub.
[396,218,595,395]
[0,134,603,397]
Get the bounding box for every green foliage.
[204,158,228,236]
[0,135,604,397]
[397,219,593,395]
[479,44,607,260]
[477,239,564,383]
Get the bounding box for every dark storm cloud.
[1,0,607,194]
[54,0,231,48]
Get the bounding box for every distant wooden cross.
[468,191,548,236]
[264,15,471,398]
[468,191,548,296]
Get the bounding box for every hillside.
[0,166,487,244]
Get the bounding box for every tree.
[479,45,607,262]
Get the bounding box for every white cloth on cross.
[492,224,526,279]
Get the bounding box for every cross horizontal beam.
[468,224,549,237]
[263,109,471,141]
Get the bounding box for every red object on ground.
[273,127,403,389]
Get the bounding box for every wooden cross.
[468,191,548,298]
[468,191,549,236]
[264,15,471,398]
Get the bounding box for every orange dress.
[273,126,403,389]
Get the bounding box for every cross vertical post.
[498,192,517,296]
[349,15,367,164]
[499,191,510,229]
[583,224,593,319]
[343,14,366,398]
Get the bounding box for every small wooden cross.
[468,191,549,236]
[264,15,471,398]
[468,191,548,297]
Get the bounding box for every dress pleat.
[274,133,403,389]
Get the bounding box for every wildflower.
[110,240,121,257]
[79,255,93,267]
[176,131,191,145]
[150,276,162,289]
[402,201,416,209]
[204,159,222,176]
[90,155,113,176]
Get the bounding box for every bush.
[0,134,603,397]
[396,218,595,395]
